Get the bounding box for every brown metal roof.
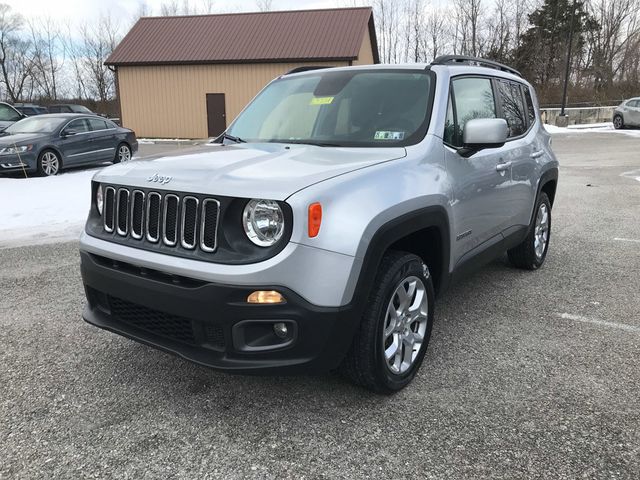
[106,7,378,66]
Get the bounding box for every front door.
[444,76,514,266]
[59,118,94,165]
[206,93,226,138]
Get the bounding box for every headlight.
[0,145,31,155]
[243,199,284,247]
[96,184,104,215]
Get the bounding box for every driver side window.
[64,119,91,134]
[444,77,497,148]
[0,104,22,122]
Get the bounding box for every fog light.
[273,322,288,338]
[247,290,285,304]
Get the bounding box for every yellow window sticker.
[310,96,334,105]
[374,131,405,140]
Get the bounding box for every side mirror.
[62,129,78,137]
[459,118,509,157]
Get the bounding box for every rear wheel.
[508,192,551,270]
[114,143,132,163]
[340,251,435,394]
[37,150,61,176]
[613,115,624,130]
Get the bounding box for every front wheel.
[37,150,61,176]
[114,143,132,163]
[613,115,624,130]
[340,251,435,394]
[508,192,551,270]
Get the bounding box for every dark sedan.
[0,114,138,176]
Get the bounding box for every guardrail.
[540,106,615,125]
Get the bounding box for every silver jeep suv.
[80,56,558,393]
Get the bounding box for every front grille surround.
[116,189,130,236]
[181,196,199,249]
[146,192,161,243]
[162,194,180,247]
[101,185,221,256]
[130,190,145,240]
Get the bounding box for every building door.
[206,93,226,137]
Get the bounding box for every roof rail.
[285,66,333,75]
[432,55,522,77]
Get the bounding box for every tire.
[613,115,624,130]
[114,143,132,163]
[340,251,435,394]
[37,149,62,176]
[508,192,551,270]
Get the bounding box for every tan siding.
[352,30,375,66]
[118,61,347,138]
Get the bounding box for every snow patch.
[0,169,98,248]
[544,123,640,137]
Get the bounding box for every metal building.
[106,7,379,139]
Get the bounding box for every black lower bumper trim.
[80,251,361,374]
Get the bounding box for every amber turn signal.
[308,202,322,238]
[247,290,285,304]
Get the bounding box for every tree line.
[0,0,637,112]
[357,0,640,105]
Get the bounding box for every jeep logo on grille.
[147,174,172,185]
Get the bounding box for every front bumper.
[80,251,361,374]
[0,152,36,172]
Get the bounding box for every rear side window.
[88,118,108,131]
[444,77,497,148]
[497,80,527,137]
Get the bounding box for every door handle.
[496,161,512,172]
[530,150,544,159]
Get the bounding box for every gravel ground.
[1,133,639,479]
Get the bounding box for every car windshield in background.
[5,116,61,134]
[71,105,93,114]
[227,69,434,147]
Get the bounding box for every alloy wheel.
[382,276,429,375]
[118,145,131,162]
[534,203,549,259]
[41,151,60,176]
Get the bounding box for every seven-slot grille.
[102,186,220,253]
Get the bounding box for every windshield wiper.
[217,132,246,144]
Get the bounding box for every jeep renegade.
[80,56,559,393]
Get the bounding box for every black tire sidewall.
[372,255,435,391]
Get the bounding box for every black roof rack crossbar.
[285,66,333,75]
[432,55,522,77]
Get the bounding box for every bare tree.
[28,17,63,100]
[0,4,34,101]
[79,14,120,103]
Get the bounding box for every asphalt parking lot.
[1,133,639,479]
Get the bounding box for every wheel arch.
[38,145,64,164]
[347,206,451,307]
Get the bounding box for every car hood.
[0,132,45,145]
[94,143,407,200]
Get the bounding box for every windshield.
[227,69,434,147]
[71,105,93,114]
[5,116,61,134]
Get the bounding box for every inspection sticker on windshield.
[374,131,405,140]
[310,96,334,105]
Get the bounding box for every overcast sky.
[5,0,341,27]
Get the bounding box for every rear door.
[87,117,116,161]
[494,78,538,231]
[59,118,94,164]
[444,76,514,265]
[206,93,226,137]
